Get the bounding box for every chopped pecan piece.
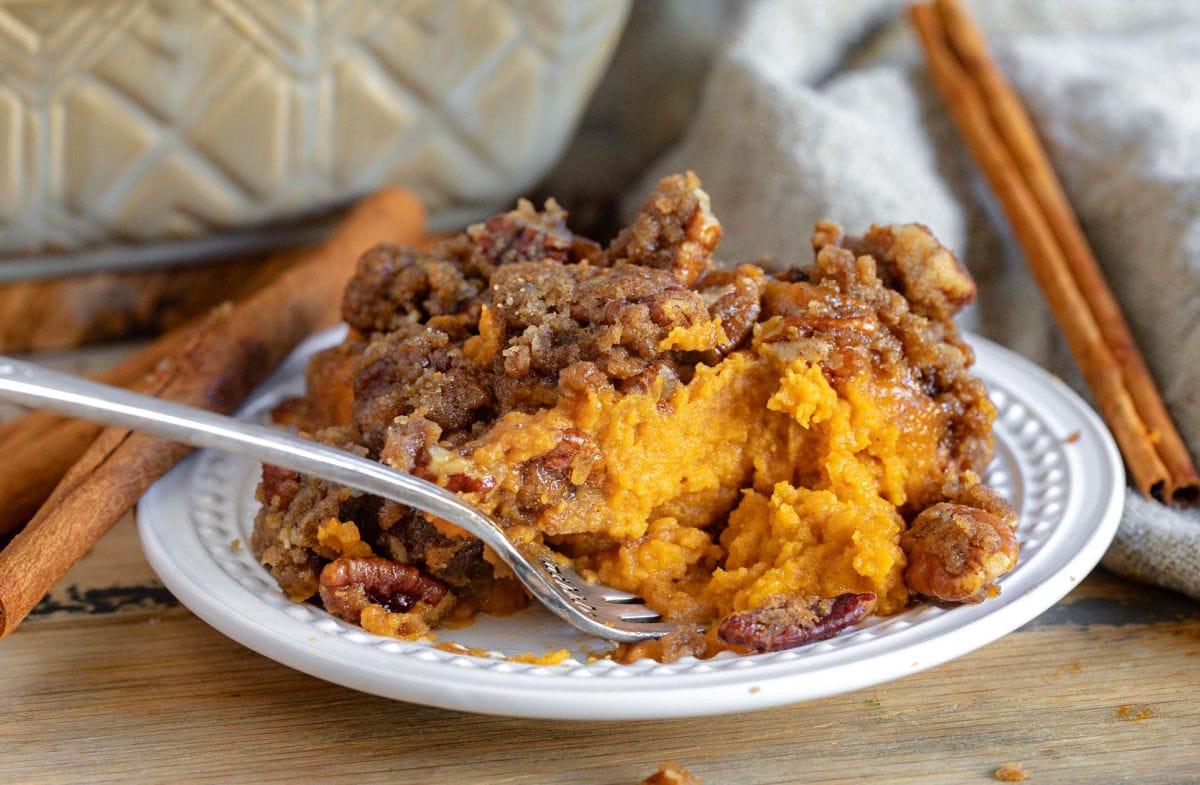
[615,624,710,665]
[258,464,301,509]
[616,360,681,399]
[516,428,604,510]
[441,472,496,494]
[467,197,574,269]
[901,500,1018,603]
[319,556,450,624]
[717,593,876,651]
[694,264,765,362]
[379,415,442,474]
[849,223,976,321]
[608,171,721,286]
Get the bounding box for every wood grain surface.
[3,514,1198,785]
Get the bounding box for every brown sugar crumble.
[251,172,1018,659]
[994,762,1028,782]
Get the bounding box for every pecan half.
[901,501,1018,603]
[319,556,449,624]
[717,593,875,651]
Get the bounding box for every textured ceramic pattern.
[139,329,1124,719]
[0,0,627,265]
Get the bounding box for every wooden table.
[3,352,1199,784]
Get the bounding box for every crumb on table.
[1115,704,1156,722]
[994,762,1028,782]
[642,761,700,785]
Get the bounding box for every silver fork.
[0,356,675,644]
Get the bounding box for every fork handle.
[0,356,521,569]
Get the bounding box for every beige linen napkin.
[624,0,1200,599]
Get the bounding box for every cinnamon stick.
[932,0,1200,503]
[0,247,319,542]
[0,322,200,537]
[0,330,179,446]
[0,188,425,637]
[0,249,316,537]
[0,420,99,538]
[0,250,300,353]
[910,1,1199,503]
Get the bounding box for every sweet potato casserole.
[252,173,1018,659]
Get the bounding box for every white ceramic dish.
[138,328,1124,720]
[2,1,629,277]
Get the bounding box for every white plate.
[138,328,1124,720]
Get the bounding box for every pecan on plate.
[319,556,449,624]
[901,500,1018,604]
[717,593,876,652]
